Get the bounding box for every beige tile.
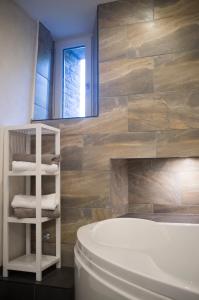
[128,169,181,205]
[128,93,169,131]
[154,204,199,214]
[61,170,110,208]
[100,57,154,97]
[128,204,154,213]
[59,97,128,134]
[43,242,75,267]
[154,0,199,20]
[99,26,129,62]
[110,159,128,216]
[83,132,156,171]
[60,134,83,170]
[127,14,199,57]
[156,129,199,157]
[154,50,199,92]
[98,0,153,28]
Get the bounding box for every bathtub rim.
[75,218,199,300]
[75,242,172,300]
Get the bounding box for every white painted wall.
[0,0,37,266]
[0,129,3,266]
[0,0,37,126]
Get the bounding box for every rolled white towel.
[12,161,58,174]
[11,193,59,210]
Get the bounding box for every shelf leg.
[55,131,61,269]
[3,268,8,277]
[36,271,42,282]
[26,224,31,255]
[36,125,42,281]
[56,218,61,268]
[3,130,9,278]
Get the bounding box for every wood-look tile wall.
[44,0,199,266]
[128,158,199,214]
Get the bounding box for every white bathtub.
[74,218,199,300]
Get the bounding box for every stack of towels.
[12,153,60,174]
[11,153,60,218]
[11,193,60,219]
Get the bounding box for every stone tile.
[154,0,199,20]
[31,134,55,154]
[99,96,128,132]
[128,93,169,131]
[156,129,199,157]
[100,57,154,97]
[123,213,199,223]
[59,96,128,134]
[42,207,112,245]
[177,171,199,205]
[127,14,199,58]
[127,158,153,173]
[110,159,128,216]
[61,195,106,209]
[128,203,154,213]
[61,207,112,223]
[60,134,83,170]
[99,26,129,62]
[154,50,199,92]
[128,89,199,131]
[61,170,110,208]
[43,242,75,267]
[61,243,75,267]
[128,169,181,206]
[154,204,199,214]
[98,0,153,28]
[33,176,55,195]
[128,158,199,212]
[165,89,199,129]
[150,157,199,173]
[83,132,156,170]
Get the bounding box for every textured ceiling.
[14,0,114,40]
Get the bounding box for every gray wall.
[0,0,37,266]
[34,23,54,120]
[0,0,37,125]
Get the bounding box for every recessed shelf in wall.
[8,216,54,224]
[7,254,59,273]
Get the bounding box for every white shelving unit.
[3,124,61,281]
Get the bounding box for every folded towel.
[13,154,60,165]
[12,161,58,174]
[13,207,60,219]
[11,194,59,210]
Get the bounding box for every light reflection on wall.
[128,157,199,214]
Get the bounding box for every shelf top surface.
[7,254,59,272]
[5,123,60,135]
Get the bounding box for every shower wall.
[43,0,199,266]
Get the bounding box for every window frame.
[53,35,92,119]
